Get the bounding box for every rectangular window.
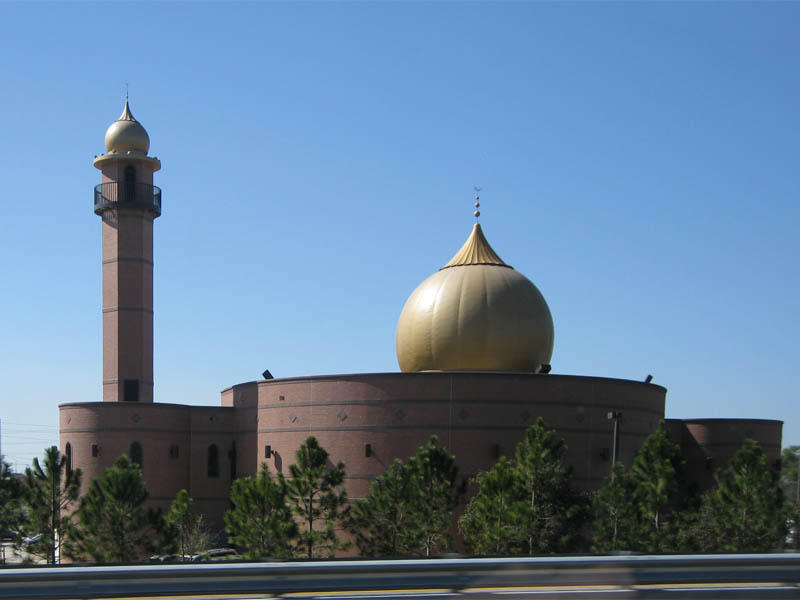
[124,379,139,402]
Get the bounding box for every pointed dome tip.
[440,222,511,270]
[118,101,137,122]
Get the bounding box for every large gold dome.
[396,223,554,372]
[104,102,150,154]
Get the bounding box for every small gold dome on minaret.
[396,222,554,373]
[104,102,150,154]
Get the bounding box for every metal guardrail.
[93,182,162,217]
[0,554,798,599]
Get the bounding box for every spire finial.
[125,82,129,101]
[473,186,482,221]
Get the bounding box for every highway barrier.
[0,553,798,598]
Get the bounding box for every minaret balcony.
[94,182,162,217]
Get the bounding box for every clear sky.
[0,2,798,471]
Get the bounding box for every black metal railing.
[94,182,162,217]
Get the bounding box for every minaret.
[93,102,161,402]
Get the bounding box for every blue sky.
[0,2,798,470]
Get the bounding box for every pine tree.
[0,457,23,541]
[697,439,791,552]
[626,421,685,552]
[780,446,800,549]
[459,420,586,555]
[224,464,296,559]
[167,489,212,560]
[404,435,466,556]
[512,418,588,554]
[286,437,348,558]
[67,455,162,562]
[348,437,465,557]
[458,456,523,554]
[19,446,81,564]
[348,459,418,557]
[591,462,635,552]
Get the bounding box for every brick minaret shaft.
[93,102,161,402]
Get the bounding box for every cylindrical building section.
[59,403,191,510]
[234,372,667,499]
[60,402,241,529]
[667,418,783,491]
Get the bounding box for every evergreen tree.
[512,418,588,554]
[695,439,790,552]
[591,462,635,552]
[626,421,685,552]
[349,437,465,557]
[19,446,81,564]
[0,457,23,540]
[348,459,418,557]
[286,437,348,558]
[780,446,800,549]
[225,464,296,559]
[459,456,522,554]
[459,420,586,555]
[404,435,466,556]
[67,455,162,562]
[167,489,212,560]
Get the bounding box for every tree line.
[0,420,795,563]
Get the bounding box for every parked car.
[190,548,240,562]
[148,553,192,563]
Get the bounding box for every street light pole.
[607,411,623,478]
[795,449,799,508]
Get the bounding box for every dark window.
[169,445,179,459]
[130,441,143,468]
[124,166,136,202]
[229,441,237,480]
[124,379,139,402]
[207,444,219,478]
[91,443,99,457]
[65,442,73,474]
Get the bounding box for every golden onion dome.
[396,223,554,373]
[104,102,150,154]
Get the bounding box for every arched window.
[65,442,73,474]
[130,441,143,469]
[124,165,136,202]
[229,441,237,480]
[207,444,219,478]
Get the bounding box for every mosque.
[59,103,783,531]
